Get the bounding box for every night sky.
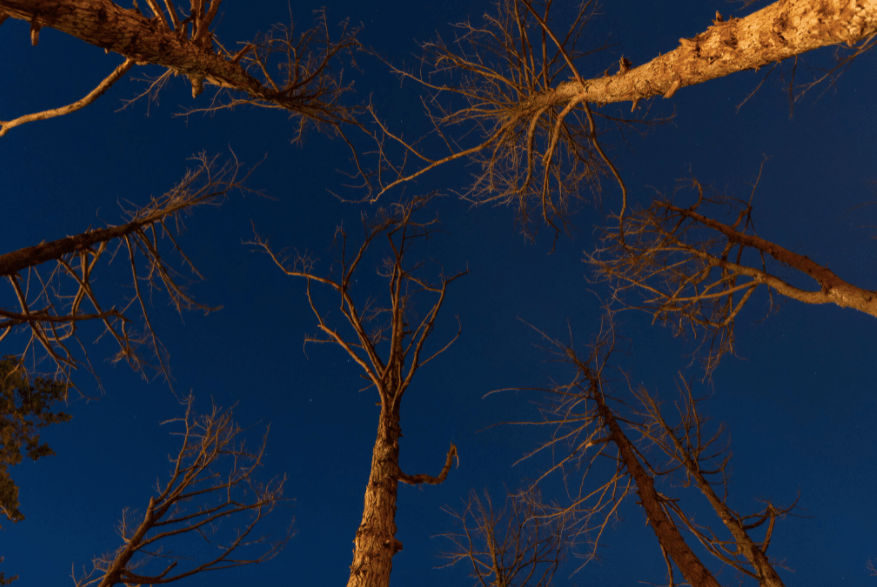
[2,0,876,585]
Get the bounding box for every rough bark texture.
[535,0,877,107]
[347,408,404,587]
[0,1,236,82]
[595,395,722,587]
[0,0,318,108]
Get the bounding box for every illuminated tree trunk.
[0,0,356,111]
[595,394,722,587]
[346,407,404,587]
[0,0,244,95]
[533,0,877,107]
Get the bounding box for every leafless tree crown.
[0,153,258,391]
[71,396,291,587]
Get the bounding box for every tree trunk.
[0,0,244,88]
[347,409,404,587]
[530,0,877,107]
[595,395,722,587]
[0,0,321,106]
[0,222,144,277]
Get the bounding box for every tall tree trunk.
[0,0,247,90]
[0,0,354,113]
[595,394,722,587]
[530,0,877,107]
[347,409,404,587]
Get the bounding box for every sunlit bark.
[0,0,359,128]
[252,197,464,587]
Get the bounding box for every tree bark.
[594,394,722,587]
[0,222,144,277]
[0,0,326,108]
[530,0,877,108]
[347,409,404,587]
[666,203,877,319]
[0,1,245,86]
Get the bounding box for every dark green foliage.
[0,356,71,529]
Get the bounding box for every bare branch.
[250,194,466,587]
[363,0,617,237]
[0,58,135,138]
[631,378,796,586]
[357,0,877,237]
[70,396,292,587]
[0,2,362,143]
[398,444,458,486]
[0,153,260,391]
[587,167,877,376]
[436,487,571,587]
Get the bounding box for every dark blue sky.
[2,0,876,585]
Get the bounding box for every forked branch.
[249,194,467,408]
[437,487,571,587]
[587,171,877,376]
[0,1,362,142]
[71,396,291,587]
[0,153,258,390]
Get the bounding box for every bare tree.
[504,319,797,586]
[586,169,877,375]
[363,0,877,233]
[631,378,797,587]
[365,0,616,235]
[0,0,361,141]
[249,196,467,587]
[0,153,257,389]
[70,395,291,587]
[516,321,722,587]
[437,487,571,587]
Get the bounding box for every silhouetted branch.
[437,487,571,587]
[587,166,877,376]
[0,153,259,391]
[70,395,291,587]
[631,378,796,587]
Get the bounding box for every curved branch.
[398,443,459,486]
[0,58,134,138]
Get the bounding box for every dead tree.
[250,196,467,587]
[364,0,877,232]
[367,0,614,235]
[70,395,291,587]
[631,378,796,587]
[0,153,256,389]
[513,320,796,586]
[0,0,361,142]
[586,170,877,375]
[517,322,721,587]
[437,487,571,587]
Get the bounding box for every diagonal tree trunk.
[0,0,357,116]
[593,390,722,587]
[530,0,877,107]
[0,0,255,92]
